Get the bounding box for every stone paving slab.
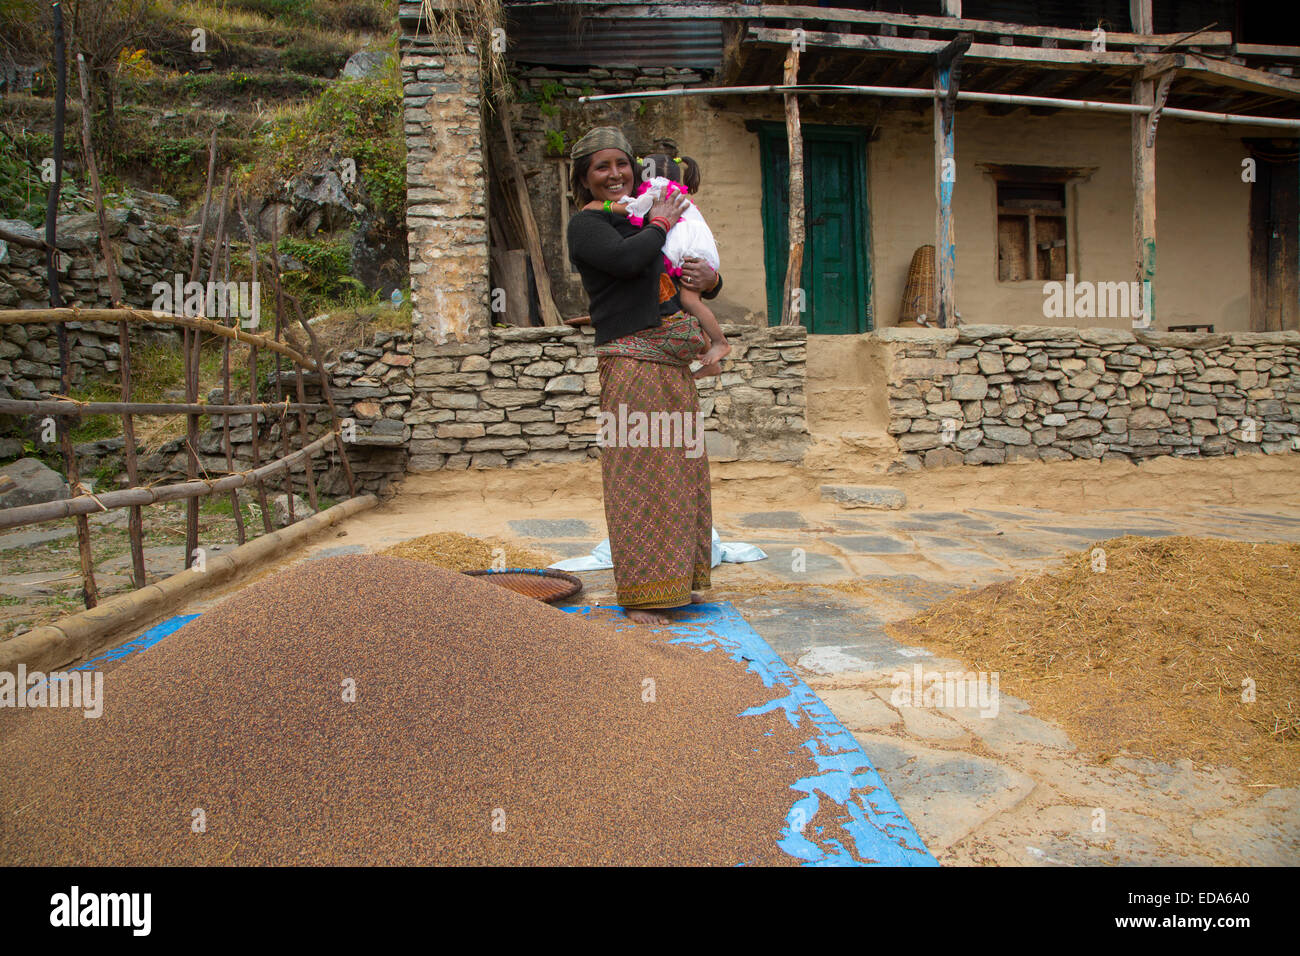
[826,534,914,554]
[507,518,596,539]
[852,732,1038,853]
[736,511,809,529]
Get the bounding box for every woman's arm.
[680,257,722,298]
[568,213,666,278]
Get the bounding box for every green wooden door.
[759,124,872,333]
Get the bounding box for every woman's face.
[583,148,633,202]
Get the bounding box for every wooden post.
[239,202,274,534]
[287,296,356,498]
[780,43,805,327]
[268,216,294,525]
[219,234,246,545]
[498,106,563,327]
[1130,0,1154,36]
[47,6,98,608]
[933,34,972,328]
[1132,74,1157,326]
[76,51,144,589]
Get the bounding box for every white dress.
[622,177,721,276]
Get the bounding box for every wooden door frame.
[1244,138,1299,333]
[756,121,873,333]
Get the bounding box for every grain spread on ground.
[889,536,1300,786]
[0,555,831,865]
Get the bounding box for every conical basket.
[899,245,937,325]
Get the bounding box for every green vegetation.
[274,236,374,315]
[250,52,405,222]
[0,131,55,226]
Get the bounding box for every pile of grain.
[888,535,1300,785]
[0,555,822,865]
[380,531,555,572]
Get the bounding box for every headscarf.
[570,126,634,163]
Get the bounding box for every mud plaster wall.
[504,65,768,325]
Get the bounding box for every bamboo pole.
[0,399,325,417]
[0,433,339,531]
[0,309,317,370]
[779,44,805,327]
[75,50,143,589]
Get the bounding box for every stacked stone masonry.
[876,326,1300,470]
[1,201,190,391]
[401,33,490,343]
[405,322,809,471]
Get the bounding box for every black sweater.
[567,209,721,345]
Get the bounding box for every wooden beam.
[1141,53,1184,81]
[780,44,805,327]
[934,34,972,329]
[748,27,1150,70]
[1236,44,1300,60]
[1132,74,1157,328]
[505,3,1234,49]
[1180,52,1300,98]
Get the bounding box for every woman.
[566,126,725,625]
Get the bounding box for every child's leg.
[678,288,730,378]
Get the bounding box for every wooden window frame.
[980,163,1095,285]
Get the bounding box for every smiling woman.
[565,126,724,626]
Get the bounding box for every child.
[585,153,730,377]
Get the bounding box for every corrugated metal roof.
[504,9,724,69]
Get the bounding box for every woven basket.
[899,245,937,325]
[463,568,583,604]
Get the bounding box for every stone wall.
[1,198,188,393]
[874,326,1300,470]
[70,330,416,499]
[405,323,809,470]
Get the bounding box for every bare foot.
[626,609,674,625]
[690,592,708,603]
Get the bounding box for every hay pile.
[889,536,1300,785]
[0,555,823,866]
[380,531,555,572]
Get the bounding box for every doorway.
[758,123,872,333]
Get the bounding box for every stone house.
[394,1,1300,472]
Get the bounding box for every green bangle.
[603,199,613,212]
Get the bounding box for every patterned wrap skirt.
[596,315,712,609]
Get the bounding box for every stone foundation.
[873,326,1300,469]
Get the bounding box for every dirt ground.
[10,449,1300,865]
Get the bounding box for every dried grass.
[380,531,555,572]
[888,536,1300,785]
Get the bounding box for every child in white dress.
[585,153,730,376]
